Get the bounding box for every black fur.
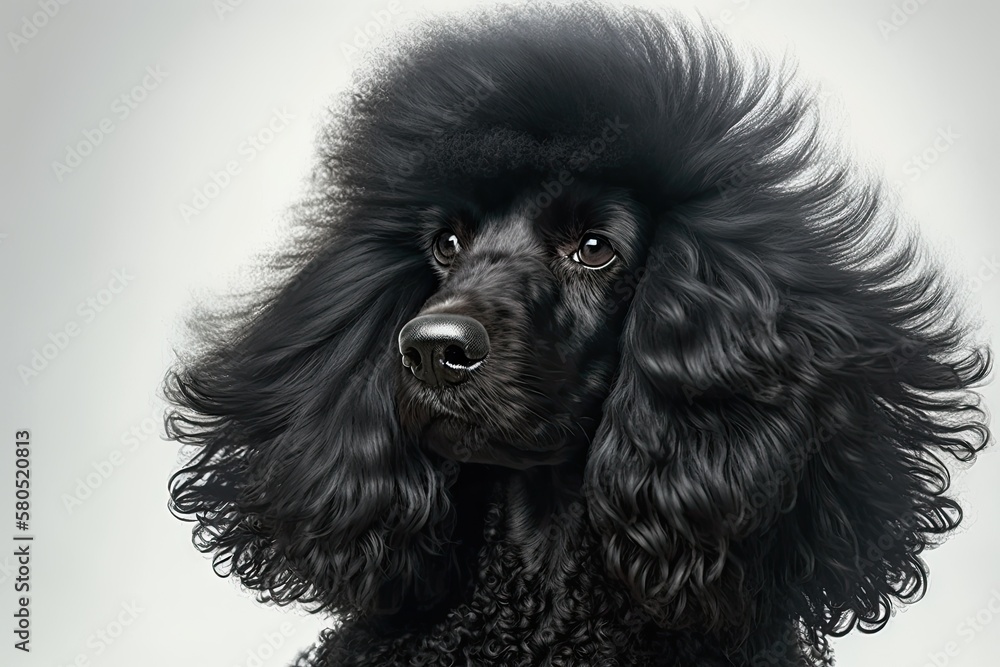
[163,3,992,665]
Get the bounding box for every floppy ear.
[585,173,991,640]
[164,215,456,617]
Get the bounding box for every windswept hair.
[163,3,991,664]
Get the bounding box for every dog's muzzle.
[398,314,490,386]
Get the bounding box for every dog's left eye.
[571,234,616,270]
[432,232,462,266]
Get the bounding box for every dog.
[163,3,992,665]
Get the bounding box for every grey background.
[1,0,998,665]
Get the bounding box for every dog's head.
[164,2,990,644]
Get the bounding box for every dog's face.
[396,184,646,469]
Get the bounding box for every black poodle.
[163,4,992,665]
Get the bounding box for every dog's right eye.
[432,232,462,266]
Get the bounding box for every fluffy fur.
[163,4,991,665]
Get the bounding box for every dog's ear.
[585,175,990,640]
[164,219,454,617]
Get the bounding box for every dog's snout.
[398,314,490,386]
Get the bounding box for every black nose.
[398,314,490,386]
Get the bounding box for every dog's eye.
[432,232,462,266]
[572,234,616,270]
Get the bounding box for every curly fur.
[163,3,992,665]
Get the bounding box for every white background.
[1,1,998,666]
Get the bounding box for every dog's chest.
[333,510,675,665]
